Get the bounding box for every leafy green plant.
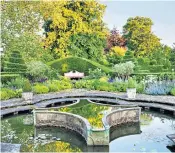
[86,68,107,79]
[113,82,128,92]
[68,33,106,61]
[136,82,145,93]
[27,61,50,81]
[0,88,21,100]
[33,84,49,94]
[47,82,61,92]
[113,61,135,79]
[92,80,116,92]
[170,88,175,96]
[6,77,27,89]
[127,78,136,88]
[23,80,32,92]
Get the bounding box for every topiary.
[3,50,27,73]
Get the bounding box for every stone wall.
[34,110,91,141]
[33,107,141,146]
[103,107,141,128]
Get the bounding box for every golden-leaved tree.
[123,16,161,57]
[40,0,108,58]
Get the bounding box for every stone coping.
[102,107,141,127]
[1,89,175,109]
[1,89,175,117]
[1,143,21,153]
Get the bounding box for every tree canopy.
[41,0,108,58]
[123,16,161,57]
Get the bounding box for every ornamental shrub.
[136,82,145,93]
[47,83,61,92]
[6,77,27,89]
[1,74,20,83]
[87,68,107,79]
[0,88,21,100]
[170,88,175,96]
[145,81,174,95]
[113,61,135,79]
[33,84,49,94]
[27,61,50,81]
[3,51,27,73]
[113,82,128,92]
[110,46,126,57]
[92,80,116,92]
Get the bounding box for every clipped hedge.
[3,50,27,73]
[48,56,114,75]
[1,74,20,83]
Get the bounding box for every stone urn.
[127,78,136,99]
[22,92,33,101]
[22,80,33,101]
[127,88,136,99]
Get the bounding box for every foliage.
[0,88,22,100]
[1,74,20,83]
[105,27,126,51]
[5,77,27,89]
[127,77,136,88]
[48,56,114,75]
[46,77,72,91]
[27,61,50,81]
[113,61,135,79]
[92,80,116,92]
[23,80,32,92]
[86,68,107,79]
[68,33,106,61]
[136,82,145,93]
[41,1,107,58]
[109,46,127,57]
[123,16,161,57]
[170,88,175,96]
[47,83,61,92]
[3,51,27,73]
[113,81,128,92]
[145,81,174,95]
[3,33,54,63]
[33,84,49,94]
[74,80,94,90]
[1,1,40,49]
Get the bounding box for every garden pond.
[1,100,175,152]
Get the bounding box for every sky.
[100,1,175,47]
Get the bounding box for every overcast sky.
[100,1,175,47]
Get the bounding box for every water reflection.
[58,100,113,128]
[1,101,175,152]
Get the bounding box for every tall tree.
[123,16,161,57]
[1,1,41,50]
[41,0,108,58]
[105,27,126,52]
[68,33,106,61]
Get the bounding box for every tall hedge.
[3,51,27,73]
[48,56,114,75]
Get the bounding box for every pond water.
[1,100,175,152]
